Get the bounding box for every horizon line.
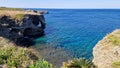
[1,6,120,9]
[25,8,120,9]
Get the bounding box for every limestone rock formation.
[93,30,120,68]
[0,10,46,46]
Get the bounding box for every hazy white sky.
[0,0,120,9]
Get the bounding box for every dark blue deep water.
[32,9,120,59]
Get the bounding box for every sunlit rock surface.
[93,30,120,68]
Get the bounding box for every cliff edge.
[0,8,46,46]
[93,30,120,68]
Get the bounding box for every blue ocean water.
[33,9,120,59]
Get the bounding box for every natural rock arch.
[32,15,46,29]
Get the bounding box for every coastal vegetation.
[28,60,53,68]
[15,14,24,20]
[0,7,23,11]
[0,37,53,68]
[0,37,96,68]
[0,7,40,20]
[61,58,96,68]
[108,34,120,46]
[0,7,24,19]
[112,62,120,68]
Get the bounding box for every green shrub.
[0,46,38,68]
[0,38,53,68]
[0,45,53,68]
[112,62,120,68]
[61,58,96,68]
[28,60,53,68]
[108,35,120,46]
[15,14,24,20]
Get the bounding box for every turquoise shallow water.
[33,9,120,59]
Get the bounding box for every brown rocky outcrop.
[0,10,46,46]
[93,30,120,68]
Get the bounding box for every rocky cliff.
[0,9,46,46]
[93,30,120,68]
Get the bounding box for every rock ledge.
[93,29,120,68]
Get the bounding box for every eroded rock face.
[22,14,46,37]
[0,12,46,46]
[93,30,120,68]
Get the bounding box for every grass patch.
[61,58,96,68]
[112,62,120,68]
[0,38,53,68]
[0,46,53,68]
[108,35,120,46]
[0,7,23,11]
[0,46,38,68]
[28,60,53,68]
[15,14,24,20]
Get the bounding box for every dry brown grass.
[0,10,41,19]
